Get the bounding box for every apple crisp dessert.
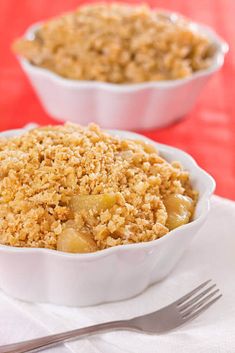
[0,124,197,253]
[13,3,215,83]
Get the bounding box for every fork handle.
[0,320,129,353]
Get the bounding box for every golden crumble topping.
[0,124,197,253]
[13,3,215,83]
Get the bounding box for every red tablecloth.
[0,0,234,199]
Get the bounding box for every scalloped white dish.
[17,12,228,130]
[0,128,215,306]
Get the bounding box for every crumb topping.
[0,124,197,251]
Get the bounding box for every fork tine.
[178,284,217,311]
[176,280,212,306]
[182,294,222,321]
[181,289,220,317]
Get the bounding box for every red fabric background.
[0,0,234,199]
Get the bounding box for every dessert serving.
[13,3,215,83]
[0,124,197,253]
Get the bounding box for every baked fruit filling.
[0,124,197,253]
[57,192,194,253]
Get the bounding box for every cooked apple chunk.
[57,227,97,253]
[164,194,194,230]
[70,194,117,213]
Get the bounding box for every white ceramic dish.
[0,127,215,306]
[17,13,228,130]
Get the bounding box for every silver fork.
[0,280,222,353]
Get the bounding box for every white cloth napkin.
[0,195,234,353]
